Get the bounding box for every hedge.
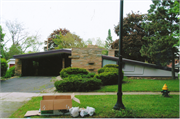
[54,77,102,92]
[60,67,89,78]
[1,58,8,77]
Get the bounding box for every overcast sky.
[0,0,152,52]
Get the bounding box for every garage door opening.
[21,53,71,76]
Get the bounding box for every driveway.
[0,76,55,118]
[1,76,55,93]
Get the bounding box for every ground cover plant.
[4,66,15,78]
[10,95,179,118]
[96,78,179,92]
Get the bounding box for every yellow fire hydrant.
[161,84,170,97]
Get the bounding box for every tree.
[140,0,179,79]
[46,28,69,50]
[105,29,113,49]
[0,26,6,58]
[53,32,86,49]
[5,45,22,59]
[5,20,43,54]
[111,11,150,62]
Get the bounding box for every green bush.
[60,67,89,78]
[104,64,119,68]
[95,72,118,85]
[1,58,8,77]
[96,64,124,85]
[54,77,102,92]
[4,66,15,78]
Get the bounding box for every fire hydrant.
[161,84,170,97]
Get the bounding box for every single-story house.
[7,58,15,69]
[13,45,178,77]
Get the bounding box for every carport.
[13,49,71,76]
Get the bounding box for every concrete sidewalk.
[0,92,179,118]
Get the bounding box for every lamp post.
[113,0,125,110]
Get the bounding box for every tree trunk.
[172,47,175,79]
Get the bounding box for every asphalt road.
[1,76,55,93]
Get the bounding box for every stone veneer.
[15,59,22,76]
[69,45,103,73]
[108,49,119,57]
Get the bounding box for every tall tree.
[53,32,86,49]
[111,11,150,62]
[0,26,6,58]
[140,0,179,79]
[105,29,113,49]
[46,28,69,50]
[5,20,43,54]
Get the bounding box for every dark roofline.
[102,55,179,72]
[13,49,71,59]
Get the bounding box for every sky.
[0,0,152,52]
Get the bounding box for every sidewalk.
[0,92,179,118]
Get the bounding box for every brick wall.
[15,59,22,76]
[70,45,103,73]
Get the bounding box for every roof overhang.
[13,49,71,59]
[102,55,179,72]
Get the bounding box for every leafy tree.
[105,29,113,49]
[111,11,150,62]
[46,28,69,50]
[53,32,86,49]
[5,20,43,54]
[5,45,22,59]
[140,0,179,79]
[0,26,6,58]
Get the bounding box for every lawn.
[95,78,179,92]
[10,95,179,118]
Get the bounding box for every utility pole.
[113,0,125,110]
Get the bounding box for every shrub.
[94,72,118,85]
[1,58,8,77]
[104,64,119,68]
[4,66,15,78]
[60,67,89,78]
[54,77,102,92]
[96,64,124,85]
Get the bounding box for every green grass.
[10,95,179,118]
[96,78,179,92]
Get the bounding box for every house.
[7,58,15,69]
[13,45,178,77]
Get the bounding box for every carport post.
[113,0,125,110]
[62,58,65,69]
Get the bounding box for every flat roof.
[13,49,71,59]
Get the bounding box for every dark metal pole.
[113,0,125,110]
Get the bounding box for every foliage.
[1,58,8,77]
[54,77,102,92]
[60,67,89,78]
[47,28,69,50]
[4,20,43,56]
[4,66,15,78]
[140,0,179,79]
[0,26,6,58]
[96,64,124,85]
[112,11,150,62]
[105,29,113,49]
[104,64,119,68]
[94,72,118,85]
[5,45,22,60]
[53,32,86,49]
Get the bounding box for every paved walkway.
[0,92,179,118]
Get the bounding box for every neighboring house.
[13,45,178,77]
[7,58,15,69]
[167,58,180,69]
